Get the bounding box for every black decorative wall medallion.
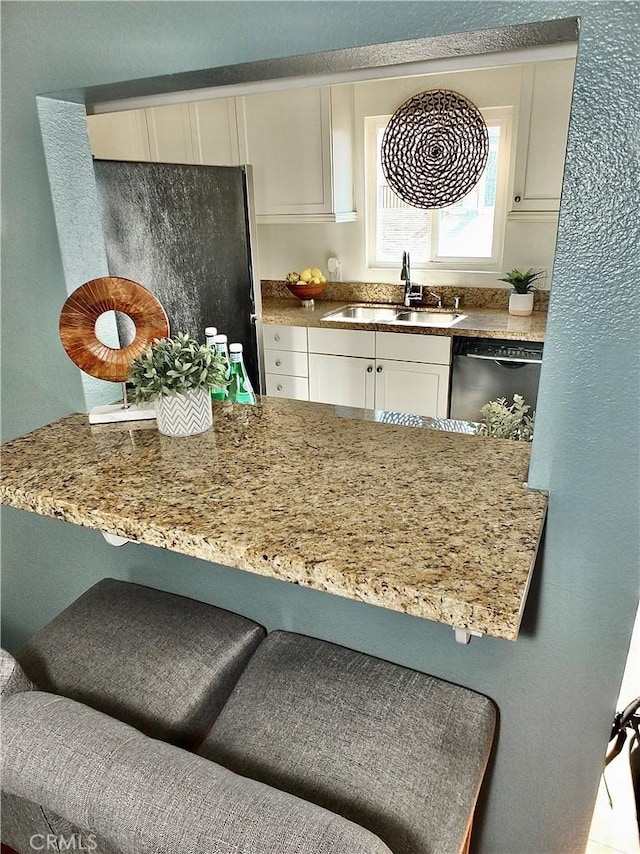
[381,89,489,209]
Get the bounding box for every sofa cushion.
[17,578,265,747]
[1,692,393,854]
[199,631,496,854]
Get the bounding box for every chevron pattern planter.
[155,388,213,437]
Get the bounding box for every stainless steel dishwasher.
[449,337,544,422]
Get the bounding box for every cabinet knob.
[275,360,281,367]
[514,195,521,203]
[376,366,383,373]
[277,384,283,391]
[367,365,373,373]
[274,334,280,342]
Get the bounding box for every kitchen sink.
[393,311,464,326]
[324,305,400,323]
[322,304,467,328]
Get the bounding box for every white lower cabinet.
[262,325,309,401]
[374,359,450,418]
[306,328,452,418]
[308,353,375,409]
[373,331,451,417]
[263,324,452,416]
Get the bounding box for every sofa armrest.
[0,648,34,699]
[1,692,392,854]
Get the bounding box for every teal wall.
[2,3,639,853]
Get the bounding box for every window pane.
[436,126,500,258]
[376,127,430,263]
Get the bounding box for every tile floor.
[586,606,640,854]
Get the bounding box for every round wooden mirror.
[59,276,169,382]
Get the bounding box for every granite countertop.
[262,298,547,342]
[0,398,547,641]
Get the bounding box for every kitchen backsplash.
[261,280,550,312]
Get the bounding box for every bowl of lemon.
[285,268,327,305]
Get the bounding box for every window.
[365,107,511,270]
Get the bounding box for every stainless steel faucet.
[427,291,443,309]
[401,251,423,307]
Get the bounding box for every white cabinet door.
[375,359,450,418]
[146,104,195,163]
[238,87,328,218]
[190,99,240,166]
[237,85,355,223]
[309,354,375,409]
[512,60,575,212]
[87,110,150,161]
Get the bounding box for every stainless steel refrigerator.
[93,160,261,390]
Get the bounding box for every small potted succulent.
[475,394,535,442]
[128,333,227,437]
[499,268,544,317]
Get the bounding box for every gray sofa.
[1,579,496,854]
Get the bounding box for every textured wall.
[2,3,639,853]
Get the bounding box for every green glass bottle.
[227,343,256,405]
[211,334,230,400]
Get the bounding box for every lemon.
[299,269,312,282]
[310,267,323,278]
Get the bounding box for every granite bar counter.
[0,398,547,641]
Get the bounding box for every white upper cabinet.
[89,99,239,167]
[146,104,194,163]
[236,85,356,223]
[86,85,355,224]
[511,60,575,214]
[189,99,240,166]
[87,110,150,161]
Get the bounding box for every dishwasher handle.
[466,352,541,365]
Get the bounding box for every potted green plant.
[499,268,544,317]
[474,394,535,441]
[128,333,227,437]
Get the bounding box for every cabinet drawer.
[265,373,309,400]
[263,348,308,377]
[263,324,308,352]
[308,327,375,357]
[375,331,452,365]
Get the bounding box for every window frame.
[364,106,513,273]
